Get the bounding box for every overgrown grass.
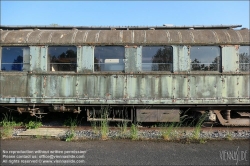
[160,112,190,141]
[65,128,76,142]
[100,110,109,140]
[225,130,233,141]
[63,116,82,141]
[130,123,138,140]
[161,123,179,141]
[188,113,208,143]
[0,113,22,138]
[63,117,78,127]
[25,121,42,129]
[91,121,99,135]
[118,121,128,138]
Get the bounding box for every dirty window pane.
[48,46,77,71]
[239,46,250,71]
[1,47,29,71]
[190,46,220,71]
[142,46,173,71]
[94,46,125,72]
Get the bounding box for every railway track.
[8,126,250,131]
[1,125,249,141]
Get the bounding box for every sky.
[1,1,249,29]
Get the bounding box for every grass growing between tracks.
[160,112,210,144]
[117,121,129,138]
[130,123,139,140]
[100,113,109,140]
[63,117,79,141]
[63,115,85,141]
[161,123,180,141]
[186,113,209,144]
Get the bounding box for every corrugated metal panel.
[1,29,249,46]
[2,31,31,44]
[50,30,75,44]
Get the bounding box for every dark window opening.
[142,46,173,71]
[1,47,29,71]
[48,46,77,71]
[239,46,250,71]
[190,46,220,71]
[94,46,125,72]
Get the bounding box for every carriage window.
[142,46,173,71]
[48,46,77,71]
[94,46,125,72]
[190,46,220,71]
[1,47,30,71]
[239,46,250,71]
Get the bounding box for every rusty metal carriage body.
[0,25,249,125]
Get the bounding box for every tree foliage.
[151,47,172,71]
[51,50,77,71]
[11,55,23,71]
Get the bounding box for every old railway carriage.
[0,25,249,126]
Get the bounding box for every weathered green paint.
[30,46,47,72]
[0,28,249,107]
[173,45,190,72]
[1,73,249,105]
[77,46,94,72]
[222,46,239,72]
[125,46,142,73]
[1,73,28,97]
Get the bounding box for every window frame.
[94,46,126,73]
[47,46,77,72]
[189,45,221,73]
[239,45,250,72]
[141,45,173,73]
[0,46,30,72]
